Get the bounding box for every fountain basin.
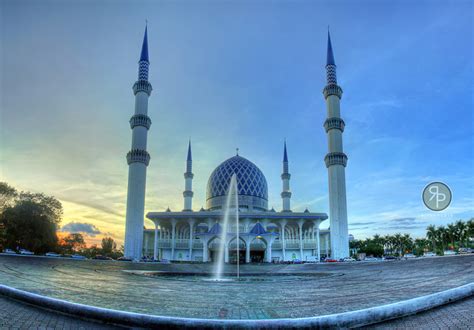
[123,270,335,282]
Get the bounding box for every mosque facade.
[124,26,349,262]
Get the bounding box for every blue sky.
[1,0,472,244]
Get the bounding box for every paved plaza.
[0,295,117,329]
[0,254,472,323]
[365,296,474,329]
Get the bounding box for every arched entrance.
[250,237,267,263]
[207,236,222,263]
[228,237,246,264]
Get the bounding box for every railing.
[153,239,323,250]
[272,242,282,249]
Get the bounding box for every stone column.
[188,219,195,261]
[313,220,321,262]
[171,219,177,260]
[280,220,287,261]
[153,221,159,260]
[325,233,329,257]
[202,238,209,262]
[316,227,321,262]
[245,238,251,263]
[224,242,229,263]
[298,219,304,260]
[266,242,273,263]
[144,232,149,257]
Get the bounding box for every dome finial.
[236,148,239,156]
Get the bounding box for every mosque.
[123,26,349,262]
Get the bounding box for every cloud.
[381,224,427,230]
[61,222,102,237]
[390,217,417,223]
[60,198,124,218]
[349,221,377,227]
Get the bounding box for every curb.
[0,283,473,329]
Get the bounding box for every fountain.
[213,173,239,281]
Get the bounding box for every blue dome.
[206,155,268,211]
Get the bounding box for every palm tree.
[437,226,448,252]
[455,220,467,247]
[384,235,394,255]
[426,225,437,251]
[447,223,457,249]
[372,234,385,252]
[402,233,413,254]
[393,233,403,256]
[373,234,381,245]
[467,219,474,239]
[414,238,428,256]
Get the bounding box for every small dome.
[206,155,268,211]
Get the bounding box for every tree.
[80,244,101,258]
[360,241,384,257]
[60,233,85,253]
[426,225,437,251]
[17,192,63,226]
[413,238,428,256]
[436,226,448,253]
[383,235,394,255]
[401,234,413,255]
[447,223,457,249]
[455,220,467,247]
[393,233,403,256]
[1,199,59,253]
[0,182,18,213]
[101,237,117,256]
[467,219,474,240]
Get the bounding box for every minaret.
[281,141,292,212]
[323,30,349,259]
[124,25,153,260]
[183,140,194,211]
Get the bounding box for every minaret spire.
[138,25,150,81]
[124,25,153,260]
[326,30,335,66]
[140,25,149,62]
[183,139,194,211]
[281,140,292,212]
[187,139,192,162]
[326,29,338,85]
[322,30,349,259]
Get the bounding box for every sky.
[1,0,473,245]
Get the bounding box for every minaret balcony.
[127,149,150,166]
[133,80,153,96]
[130,114,152,129]
[184,172,194,179]
[323,84,343,99]
[324,117,345,133]
[183,190,194,198]
[281,191,292,198]
[281,173,291,180]
[324,152,348,168]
